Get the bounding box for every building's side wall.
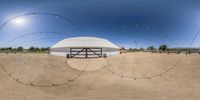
[50,47,120,57]
[50,52,69,57]
[50,50,120,57]
[103,51,120,56]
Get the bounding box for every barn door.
[70,48,102,58]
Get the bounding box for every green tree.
[28,47,35,52]
[45,47,49,52]
[40,47,49,52]
[147,46,155,51]
[129,48,132,52]
[159,45,168,51]
[17,47,23,52]
[140,47,144,51]
[12,48,17,52]
[7,47,12,51]
[35,47,39,52]
[121,46,125,50]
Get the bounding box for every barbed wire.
[0,56,90,87]
[0,31,71,47]
[0,12,80,48]
[103,53,185,80]
[96,24,169,48]
[143,25,180,47]
[101,24,186,80]
[189,29,200,48]
[0,12,87,87]
[0,24,164,48]
[0,24,188,82]
[0,12,79,32]
[0,12,199,86]
[102,24,200,80]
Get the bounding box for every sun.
[13,18,26,26]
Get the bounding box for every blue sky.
[0,0,200,48]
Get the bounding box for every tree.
[140,47,144,51]
[17,47,23,52]
[40,47,49,52]
[128,48,133,52]
[1,48,5,51]
[28,47,35,52]
[12,48,17,52]
[45,47,50,52]
[159,45,168,51]
[6,47,12,51]
[121,46,125,50]
[35,47,39,52]
[40,48,45,52]
[147,46,155,51]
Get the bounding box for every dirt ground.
[0,52,200,100]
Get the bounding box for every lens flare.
[13,18,26,26]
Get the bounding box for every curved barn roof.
[51,37,119,49]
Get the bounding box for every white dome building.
[50,37,120,58]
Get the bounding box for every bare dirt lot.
[0,52,200,100]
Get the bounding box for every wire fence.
[0,12,199,87]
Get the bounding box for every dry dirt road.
[0,52,200,100]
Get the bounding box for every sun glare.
[13,18,26,26]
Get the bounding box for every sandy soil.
[0,52,200,100]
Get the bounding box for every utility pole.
[199,45,200,52]
[198,45,200,54]
[135,41,137,50]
